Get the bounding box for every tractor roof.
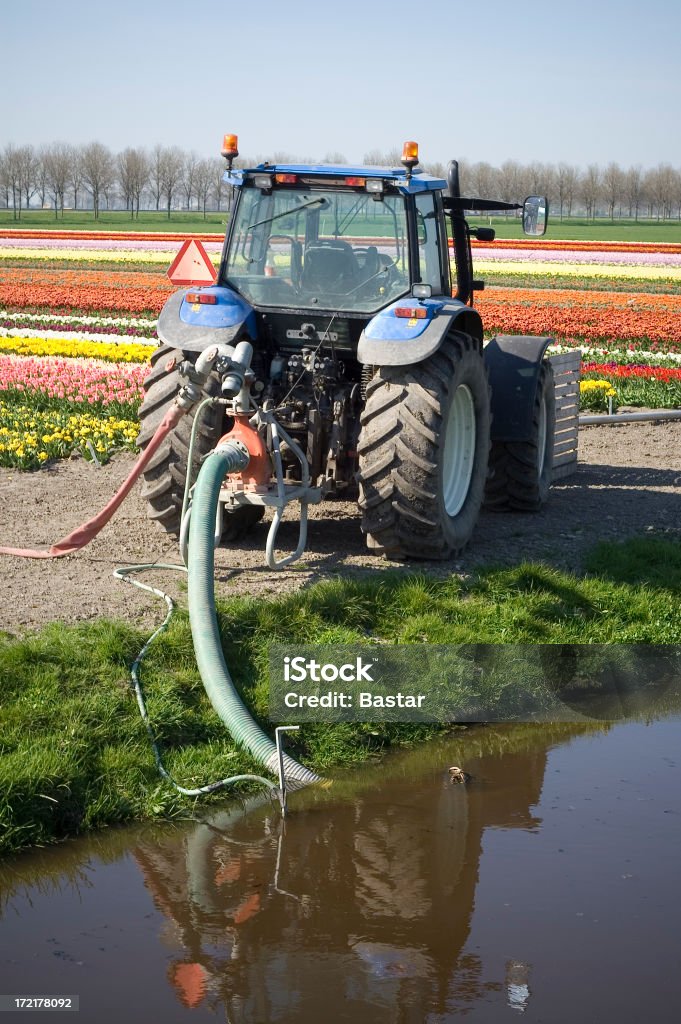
[223,163,446,195]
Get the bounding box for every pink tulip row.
[0,354,146,407]
[474,246,681,267]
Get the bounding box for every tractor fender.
[156,287,257,353]
[357,299,483,367]
[483,335,553,441]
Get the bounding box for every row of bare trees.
[420,157,681,222]
[0,143,230,220]
[2,141,681,222]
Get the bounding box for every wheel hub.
[442,384,476,517]
[537,394,548,474]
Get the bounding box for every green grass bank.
[1,535,680,858]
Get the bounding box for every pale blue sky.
[3,0,679,169]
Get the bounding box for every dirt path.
[1,420,680,636]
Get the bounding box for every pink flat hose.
[0,403,185,559]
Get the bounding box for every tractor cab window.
[414,192,446,294]
[223,185,410,313]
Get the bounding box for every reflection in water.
[2,717,681,1023]
[506,960,531,1013]
[120,726,560,1021]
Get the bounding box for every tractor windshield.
[222,185,410,313]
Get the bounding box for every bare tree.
[423,160,447,181]
[194,158,214,218]
[556,163,579,220]
[212,157,228,212]
[117,149,134,212]
[68,145,84,210]
[526,161,554,197]
[496,160,523,209]
[148,144,164,211]
[18,145,38,210]
[644,163,676,220]
[0,152,8,209]
[43,142,71,217]
[658,164,677,220]
[601,162,625,221]
[81,141,114,219]
[270,150,299,165]
[159,146,184,218]
[579,165,602,221]
[624,165,643,220]
[1,144,23,218]
[361,148,403,169]
[34,147,50,209]
[469,161,496,199]
[496,160,522,204]
[117,147,149,218]
[673,169,681,220]
[182,150,199,210]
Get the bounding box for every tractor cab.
[219,153,452,324]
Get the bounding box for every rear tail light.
[186,292,217,305]
[395,307,427,319]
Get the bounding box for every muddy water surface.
[1,717,681,1023]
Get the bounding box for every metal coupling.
[175,380,202,410]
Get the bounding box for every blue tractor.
[137,137,552,562]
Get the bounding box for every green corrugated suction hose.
[187,443,322,790]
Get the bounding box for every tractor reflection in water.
[130,741,548,1021]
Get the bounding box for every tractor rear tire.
[357,332,491,560]
[137,344,224,536]
[483,359,555,512]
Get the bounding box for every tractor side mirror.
[522,196,548,236]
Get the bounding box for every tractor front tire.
[137,345,224,536]
[357,332,491,560]
[484,359,555,512]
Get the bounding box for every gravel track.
[1,420,679,636]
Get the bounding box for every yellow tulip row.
[0,335,152,363]
[0,402,139,468]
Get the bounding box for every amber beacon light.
[401,140,419,178]
[221,134,239,169]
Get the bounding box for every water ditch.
[1,713,680,1022]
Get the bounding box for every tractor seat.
[300,241,360,293]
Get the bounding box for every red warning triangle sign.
[167,238,217,285]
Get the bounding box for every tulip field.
[0,229,680,469]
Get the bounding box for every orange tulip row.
[479,286,681,311]
[477,290,681,347]
[0,283,168,315]
[0,267,173,314]
[0,267,173,290]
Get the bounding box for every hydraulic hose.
[187,443,322,791]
